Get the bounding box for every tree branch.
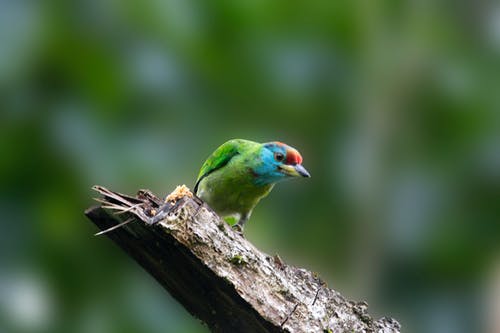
[84,185,401,333]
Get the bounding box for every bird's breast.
[196,168,273,216]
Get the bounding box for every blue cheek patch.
[252,148,286,186]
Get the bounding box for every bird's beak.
[280,164,311,178]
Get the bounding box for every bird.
[194,139,310,233]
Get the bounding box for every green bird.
[194,139,310,232]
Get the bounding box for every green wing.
[194,139,247,194]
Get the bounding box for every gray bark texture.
[85,185,401,333]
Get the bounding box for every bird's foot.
[232,223,245,237]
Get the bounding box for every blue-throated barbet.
[194,139,310,232]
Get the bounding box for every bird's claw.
[231,224,245,237]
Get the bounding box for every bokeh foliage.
[1,1,499,332]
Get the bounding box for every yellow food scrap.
[165,185,193,203]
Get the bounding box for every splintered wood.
[165,184,193,203]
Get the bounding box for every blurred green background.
[1,0,500,332]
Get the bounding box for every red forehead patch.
[273,141,286,147]
[286,149,303,165]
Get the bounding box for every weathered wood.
[85,185,401,333]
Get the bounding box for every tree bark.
[85,185,401,333]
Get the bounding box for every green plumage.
[195,139,274,227]
[194,139,310,232]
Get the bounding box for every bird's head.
[253,141,310,185]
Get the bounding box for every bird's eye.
[274,152,285,162]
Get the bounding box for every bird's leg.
[232,223,244,235]
[232,213,250,235]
